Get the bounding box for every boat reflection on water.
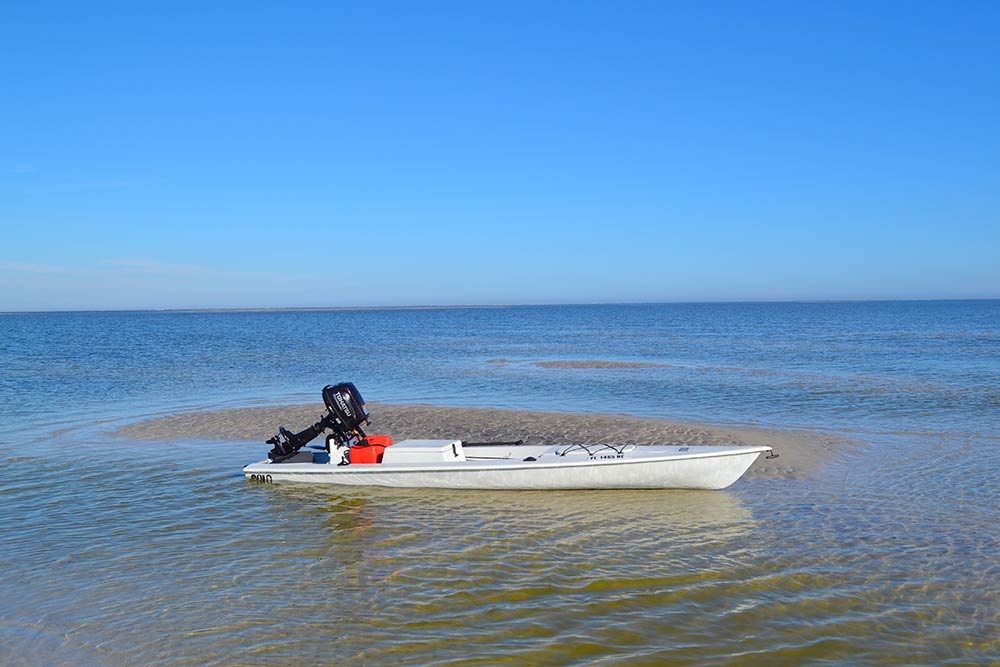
[298,485,755,544]
[278,484,759,579]
[248,486,765,665]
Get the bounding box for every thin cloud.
[0,257,306,283]
[37,180,134,193]
[1,166,38,175]
[103,258,209,276]
[0,261,90,275]
[0,257,320,311]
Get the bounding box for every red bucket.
[350,435,393,464]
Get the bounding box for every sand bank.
[115,403,855,479]
[488,359,673,369]
[535,360,673,369]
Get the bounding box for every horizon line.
[3,296,999,315]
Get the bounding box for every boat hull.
[243,445,771,490]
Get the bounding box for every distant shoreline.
[2,297,998,316]
[0,304,514,315]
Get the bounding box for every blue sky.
[2,1,998,311]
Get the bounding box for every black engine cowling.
[322,382,370,441]
[266,382,370,461]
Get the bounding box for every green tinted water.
[2,430,996,665]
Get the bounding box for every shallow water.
[1,302,998,665]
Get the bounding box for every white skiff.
[244,439,773,490]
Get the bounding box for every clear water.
[1,302,998,665]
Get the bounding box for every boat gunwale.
[243,445,772,476]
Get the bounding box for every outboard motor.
[322,383,369,443]
[266,382,370,461]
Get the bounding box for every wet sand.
[115,403,855,479]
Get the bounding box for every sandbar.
[115,403,855,480]
[488,359,673,368]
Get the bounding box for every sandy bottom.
[114,403,856,479]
